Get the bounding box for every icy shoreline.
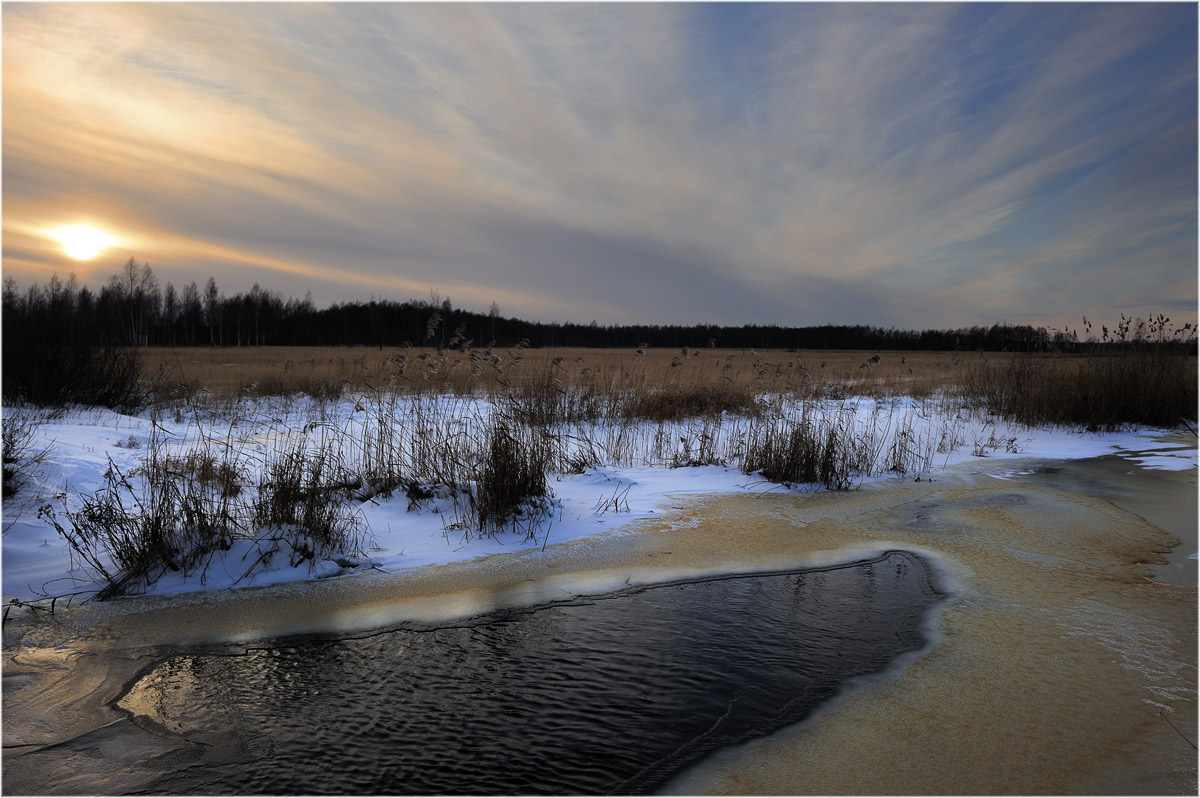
[3,394,1195,606]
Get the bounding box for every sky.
[2,2,1196,330]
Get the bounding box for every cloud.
[3,3,1194,329]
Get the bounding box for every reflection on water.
[116,550,942,795]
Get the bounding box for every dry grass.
[471,419,554,539]
[743,410,867,490]
[45,343,1198,600]
[961,351,1198,430]
[141,346,991,402]
[143,344,1196,430]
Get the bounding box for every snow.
[2,393,1193,604]
[1112,446,1198,472]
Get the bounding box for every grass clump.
[151,451,244,498]
[667,417,726,468]
[622,382,758,422]
[471,420,554,539]
[509,365,574,426]
[743,407,868,490]
[40,451,246,601]
[960,315,1197,431]
[39,426,368,600]
[252,444,367,567]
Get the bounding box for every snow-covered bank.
[2,394,1195,604]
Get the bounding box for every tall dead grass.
[743,410,866,490]
[37,337,1198,600]
[145,343,1197,432]
[39,412,370,600]
[472,420,554,539]
[39,422,252,600]
[141,346,969,405]
[962,352,1197,431]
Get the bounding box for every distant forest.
[5,259,1195,355]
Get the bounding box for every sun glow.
[50,224,119,260]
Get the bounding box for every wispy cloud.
[3,3,1194,328]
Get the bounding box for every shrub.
[3,342,144,410]
[2,409,49,499]
[2,280,143,409]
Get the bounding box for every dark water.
[115,550,943,795]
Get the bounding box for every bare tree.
[181,281,201,344]
[204,276,221,346]
[108,258,158,346]
[163,282,178,345]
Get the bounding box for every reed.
[139,346,978,404]
[38,411,371,599]
[471,419,554,539]
[961,351,1197,431]
[251,443,367,567]
[34,326,1199,600]
[743,404,870,490]
[40,425,250,600]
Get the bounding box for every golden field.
[142,345,1000,401]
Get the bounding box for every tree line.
[5,258,1196,356]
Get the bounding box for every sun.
[50,224,119,261]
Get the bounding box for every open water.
[109,549,943,795]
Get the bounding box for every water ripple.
[117,550,943,795]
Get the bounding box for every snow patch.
[3,397,1192,603]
